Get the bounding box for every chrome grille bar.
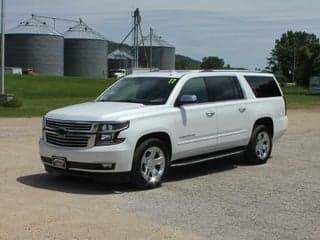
[46,119,92,131]
[44,119,95,148]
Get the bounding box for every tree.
[200,56,225,69]
[267,31,320,86]
[175,54,201,70]
[176,58,190,70]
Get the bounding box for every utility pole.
[119,9,150,70]
[133,8,141,69]
[292,45,297,83]
[150,27,153,71]
[1,0,5,96]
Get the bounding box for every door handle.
[206,111,215,117]
[239,107,246,113]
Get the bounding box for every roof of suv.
[129,70,274,79]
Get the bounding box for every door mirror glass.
[178,95,198,105]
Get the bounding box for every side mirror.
[176,95,197,106]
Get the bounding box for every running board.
[170,147,245,167]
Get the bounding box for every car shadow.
[17,173,134,195]
[17,156,242,194]
[167,156,238,182]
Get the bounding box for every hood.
[46,102,146,121]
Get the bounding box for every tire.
[131,138,169,189]
[245,125,273,165]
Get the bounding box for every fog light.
[101,163,115,168]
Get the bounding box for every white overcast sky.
[6,0,320,69]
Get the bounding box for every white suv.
[39,71,288,188]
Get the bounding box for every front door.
[173,77,218,159]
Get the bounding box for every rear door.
[205,76,249,149]
[174,77,218,159]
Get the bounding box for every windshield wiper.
[97,99,145,104]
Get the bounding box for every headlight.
[95,121,129,146]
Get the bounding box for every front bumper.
[39,139,134,173]
[43,164,131,183]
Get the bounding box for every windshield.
[97,77,179,105]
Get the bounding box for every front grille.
[46,119,92,131]
[45,119,94,148]
[46,132,90,147]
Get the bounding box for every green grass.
[282,85,320,109]
[0,75,116,117]
[0,75,319,117]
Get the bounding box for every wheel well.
[254,117,274,137]
[135,132,172,159]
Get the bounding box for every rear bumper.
[274,116,288,141]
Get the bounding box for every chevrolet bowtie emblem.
[56,127,68,136]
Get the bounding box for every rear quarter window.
[244,76,282,98]
[205,76,244,102]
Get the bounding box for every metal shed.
[138,33,175,70]
[63,21,108,78]
[5,17,64,76]
[108,49,133,72]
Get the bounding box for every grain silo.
[5,17,64,76]
[64,21,108,78]
[138,33,175,70]
[108,49,133,72]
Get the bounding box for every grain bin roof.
[140,33,174,47]
[6,17,61,36]
[108,49,134,60]
[64,21,105,40]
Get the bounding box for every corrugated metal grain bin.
[108,49,133,71]
[139,33,175,70]
[5,18,64,76]
[64,22,108,78]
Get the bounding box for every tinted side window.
[205,76,244,102]
[245,76,282,98]
[179,78,209,103]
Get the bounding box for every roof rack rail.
[200,69,269,73]
[131,69,273,75]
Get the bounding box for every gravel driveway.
[0,110,319,239]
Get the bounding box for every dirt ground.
[0,110,319,240]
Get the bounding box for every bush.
[0,97,23,108]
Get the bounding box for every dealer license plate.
[52,156,67,170]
